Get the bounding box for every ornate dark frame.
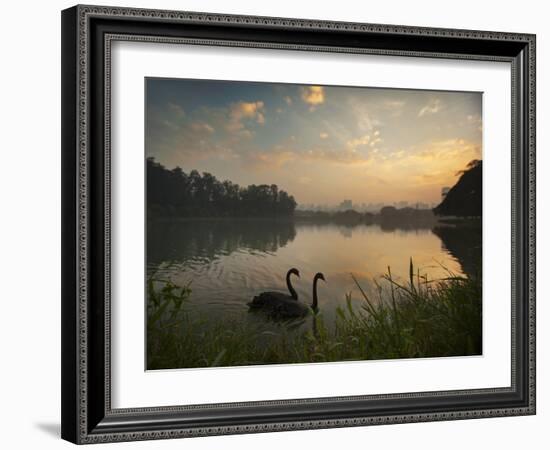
[61,4,536,444]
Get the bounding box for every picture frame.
[61,4,536,444]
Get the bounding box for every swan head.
[315,272,326,282]
[289,268,300,277]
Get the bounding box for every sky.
[146,78,482,206]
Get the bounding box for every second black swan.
[271,272,325,318]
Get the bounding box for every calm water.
[147,219,481,329]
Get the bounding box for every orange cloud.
[301,86,325,107]
[226,101,265,133]
[346,134,371,152]
[415,139,480,161]
[245,150,297,170]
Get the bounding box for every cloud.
[367,138,481,187]
[362,130,383,148]
[418,98,442,117]
[370,137,382,147]
[384,100,405,109]
[242,136,378,171]
[303,147,372,165]
[415,139,480,161]
[147,103,237,164]
[414,172,451,184]
[347,98,383,132]
[236,101,264,117]
[301,86,325,107]
[286,135,378,165]
[239,127,383,171]
[167,102,185,117]
[190,122,215,134]
[346,134,370,151]
[344,131,382,154]
[147,81,483,206]
[226,101,265,132]
[383,100,406,117]
[161,119,179,131]
[321,119,352,143]
[148,102,187,133]
[467,113,483,132]
[244,149,297,170]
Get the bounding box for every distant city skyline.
[296,199,438,213]
[146,78,482,205]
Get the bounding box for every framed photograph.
[61,5,536,444]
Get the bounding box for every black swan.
[269,272,325,319]
[248,268,300,311]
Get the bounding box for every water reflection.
[148,218,296,266]
[147,219,480,327]
[432,224,482,277]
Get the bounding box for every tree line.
[147,157,297,218]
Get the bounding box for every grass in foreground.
[146,259,481,370]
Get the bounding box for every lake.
[147,218,481,331]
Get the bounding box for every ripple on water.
[147,220,478,331]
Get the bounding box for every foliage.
[147,158,297,218]
[433,159,482,217]
[146,274,193,368]
[333,258,482,359]
[146,259,482,369]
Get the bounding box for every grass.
[146,259,481,370]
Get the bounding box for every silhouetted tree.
[380,206,398,217]
[146,158,297,218]
[433,160,482,217]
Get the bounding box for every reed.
[146,259,482,369]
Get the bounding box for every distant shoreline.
[148,212,481,228]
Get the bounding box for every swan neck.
[312,278,319,309]
[287,271,298,300]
